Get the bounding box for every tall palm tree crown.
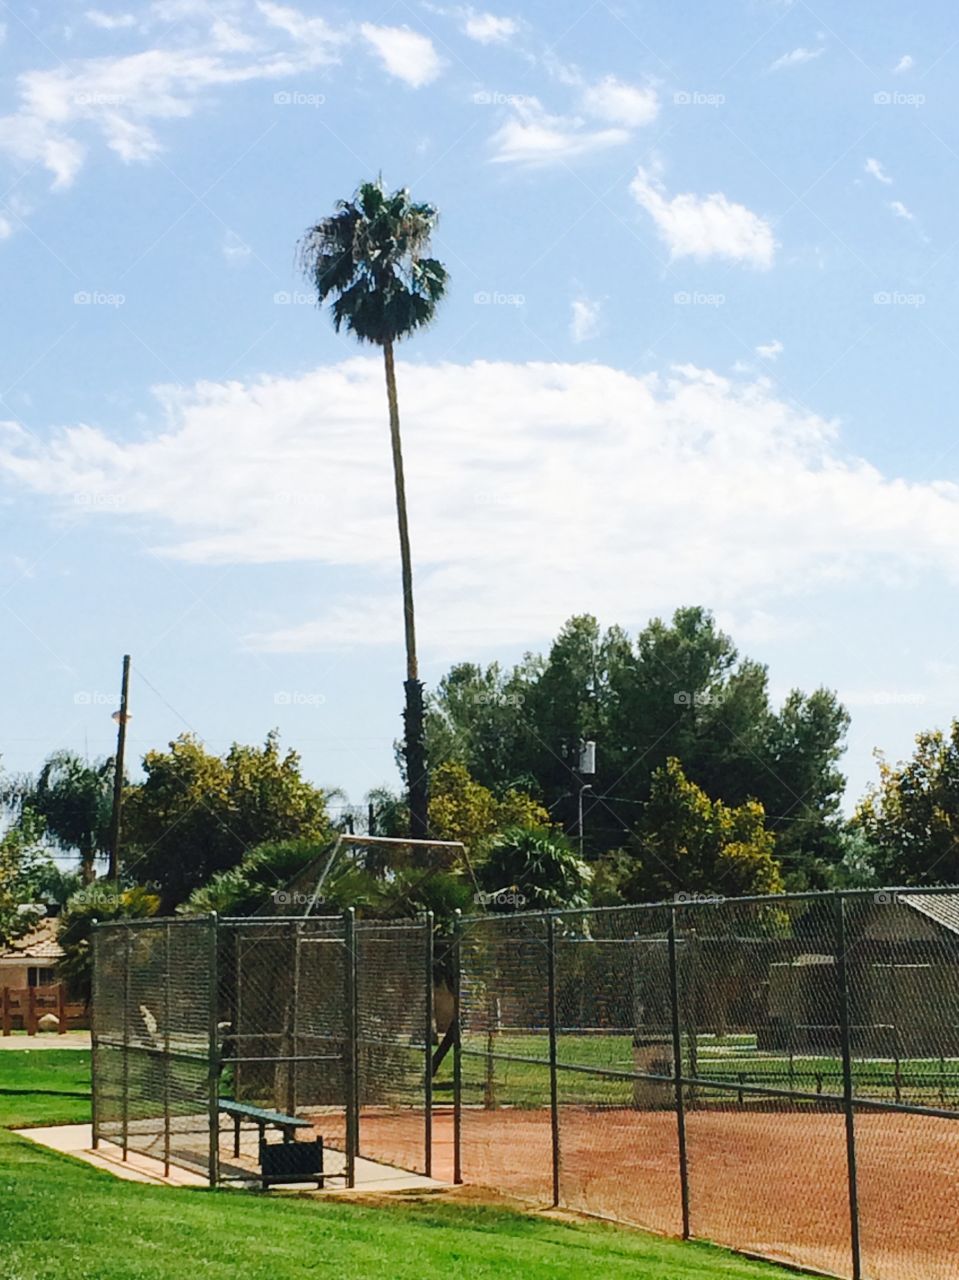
[299,180,448,839]
[298,181,447,345]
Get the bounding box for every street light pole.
[108,655,131,882]
[576,740,596,858]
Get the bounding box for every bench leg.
[233,1115,240,1159]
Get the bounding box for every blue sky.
[1,0,958,823]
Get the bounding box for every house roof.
[0,919,64,962]
[898,892,959,937]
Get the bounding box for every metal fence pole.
[668,906,691,1240]
[546,913,561,1208]
[122,924,131,1161]
[424,911,434,1178]
[207,913,220,1188]
[452,909,463,1186]
[90,921,99,1150]
[344,907,358,1189]
[836,894,863,1280]
[163,921,171,1177]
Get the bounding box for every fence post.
[424,911,434,1178]
[122,924,131,1161]
[452,909,463,1186]
[206,913,220,1187]
[546,912,561,1208]
[836,894,863,1280]
[343,907,358,1189]
[90,921,99,1149]
[163,921,171,1177]
[668,906,691,1240]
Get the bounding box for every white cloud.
[85,10,137,29]
[889,200,914,221]
[0,215,13,240]
[4,358,959,654]
[570,297,601,343]
[864,157,892,185]
[463,11,518,44]
[0,8,343,191]
[756,339,783,361]
[630,166,776,268]
[580,76,658,127]
[359,24,442,88]
[893,54,914,74]
[768,46,825,71]
[490,100,628,164]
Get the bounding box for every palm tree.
[2,750,114,883]
[299,179,448,839]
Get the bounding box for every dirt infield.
[331,1105,959,1280]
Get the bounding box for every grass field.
[441,1031,959,1107]
[0,1049,804,1280]
[0,1050,91,1127]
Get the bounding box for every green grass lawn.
[0,1050,91,1127]
[0,1047,803,1280]
[0,1128,799,1280]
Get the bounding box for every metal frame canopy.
[300,834,478,916]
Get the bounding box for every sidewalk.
[0,1032,91,1050]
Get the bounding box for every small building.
[0,919,64,989]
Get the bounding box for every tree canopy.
[425,608,849,888]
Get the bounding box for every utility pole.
[108,655,131,881]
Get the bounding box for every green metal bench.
[219,1099,312,1158]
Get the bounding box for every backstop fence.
[92,889,959,1280]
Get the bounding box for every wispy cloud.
[85,10,137,30]
[570,297,602,343]
[893,54,914,74]
[864,157,892,185]
[630,166,777,268]
[756,339,783,360]
[359,23,443,87]
[768,45,825,72]
[489,99,628,164]
[889,200,914,221]
[462,11,518,44]
[580,75,658,127]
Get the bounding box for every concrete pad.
[17,1123,449,1195]
[0,1033,91,1050]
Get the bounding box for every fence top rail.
[89,884,959,934]
[458,884,959,926]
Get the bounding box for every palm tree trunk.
[383,339,428,838]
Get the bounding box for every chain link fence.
[456,889,959,1280]
[92,889,959,1279]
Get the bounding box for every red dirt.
[320,1105,959,1280]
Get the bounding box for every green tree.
[428,761,550,850]
[855,722,959,884]
[425,608,849,882]
[3,751,114,883]
[479,827,592,912]
[0,811,55,946]
[615,758,783,903]
[123,732,330,910]
[300,179,448,841]
[58,884,160,1004]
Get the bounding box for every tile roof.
[0,919,64,961]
